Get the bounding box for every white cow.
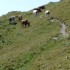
[33,10,39,16]
[45,10,50,17]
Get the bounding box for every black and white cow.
[9,16,17,25]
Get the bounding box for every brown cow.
[39,6,45,10]
[21,19,30,27]
[18,15,23,21]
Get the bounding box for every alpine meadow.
[0,0,70,70]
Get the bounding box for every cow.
[39,6,45,10]
[45,10,50,17]
[9,16,17,25]
[9,16,15,22]
[33,8,41,12]
[33,10,39,16]
[33,8,41,16]
[18,15,23,21]
[21,19,30,27]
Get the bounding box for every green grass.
[0,0,70,70]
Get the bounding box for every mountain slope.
[0,0,70,70]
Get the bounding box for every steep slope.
[0,0,70,70]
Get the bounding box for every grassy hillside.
[0,0,70,70]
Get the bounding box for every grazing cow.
[9,16,15,22]
[33,8,41,16]
[39,6,45,10]
[33,10,39,16]
[33,8,41,12]
[21,19,30,27]
[18,15,23,21]
[9,16,17,25]
[45,10,50,17]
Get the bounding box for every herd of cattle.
[8,5,69,38]
[33,6,50,17]
[9,6,50,27]
[9,15,30,27]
